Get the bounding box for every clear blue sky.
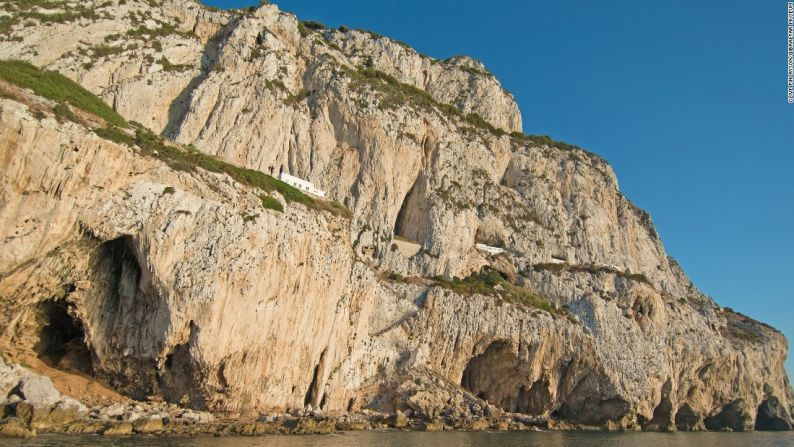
[204,0,794,378]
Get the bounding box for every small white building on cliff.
[475,243,505,255]
[278,172,326,198]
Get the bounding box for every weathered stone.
[13,402,33,425]
[0,417,36,438]
[103,403,126,418]
[133,417,164,434]
[0,395,21,418]
[291,418,336,434]
[47,398,87,425]
[0,358,23,397]
[63,420,107,434]
[17,375,60,407]
[103,421,133,436]
[418,420,446,431]
[389,410,409,428]
[334,420,370,431]
[0,0,790,433]
[461,418,490,431]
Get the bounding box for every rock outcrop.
[0,0,791,435]
[0,356,87,436]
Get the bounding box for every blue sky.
[204,0,794,378]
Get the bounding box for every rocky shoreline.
[0,0,792,436]
[1,404,570,439]
[0,359,580,439]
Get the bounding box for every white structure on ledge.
[279,172,326,198]
[475,243,505,256]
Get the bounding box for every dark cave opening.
[460,341,547,414]
[158,341,200,407]
[34,297,94,375]
[304,363,320,407]
[675,403,701,431]
[755,396,793,431]
[394,174,424,243]
[303,349,327,409]
[703,400,750,432]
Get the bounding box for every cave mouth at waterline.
[460,340,550,415]
[34,296,94,376]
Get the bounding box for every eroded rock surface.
[0,0,792,433]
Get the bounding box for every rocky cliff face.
[0,0,792,433]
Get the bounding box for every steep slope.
[0,0,791,433]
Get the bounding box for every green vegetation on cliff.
[532,261,651,285]
[0,60,350,218]
[0,60,127,127]
[260,194,284,212]
[435,269,561,315]
[343,64,583,154]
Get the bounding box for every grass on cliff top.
[434,268,562,315]
[0,1,102,36]
[532,262,651,285]
[94,126,350,218]
[0,59,350,218]
[260,194,284,213]
[343,65,584,154]
[0,60,127,127]
[345,65,457,116]
[720,307,776,343]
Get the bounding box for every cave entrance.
[460,340,548,414]
[34,297,94,375]
[394,172,427,244]
[755,397,793,431]
[303,348,327,409]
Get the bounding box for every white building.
[279,172,326,198]
[475,243,505,255]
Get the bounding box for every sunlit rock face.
[0,0,791,431]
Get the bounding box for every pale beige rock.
[0,0,792,433]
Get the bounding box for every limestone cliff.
[0,0,792,433]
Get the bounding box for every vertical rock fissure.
[394,173,424,242]
[164,17,242,138]
[304,348,327,408]
[158,321,201,408]
[643,380,674,431]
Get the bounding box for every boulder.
[47,398,88,425]
[103,421,133,436]
[0,358,22,397]
[418,420,446,431]
[102,403,126,419]
[0,417,36,438]
[13,401,33,425]
[63,420,107,434]
[133,417,164,434]
[389,410,409,428]
[17,375,61,407]
[0,395,21,418]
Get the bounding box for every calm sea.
[1,432,794,447]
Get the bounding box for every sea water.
[1,431,794,447]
